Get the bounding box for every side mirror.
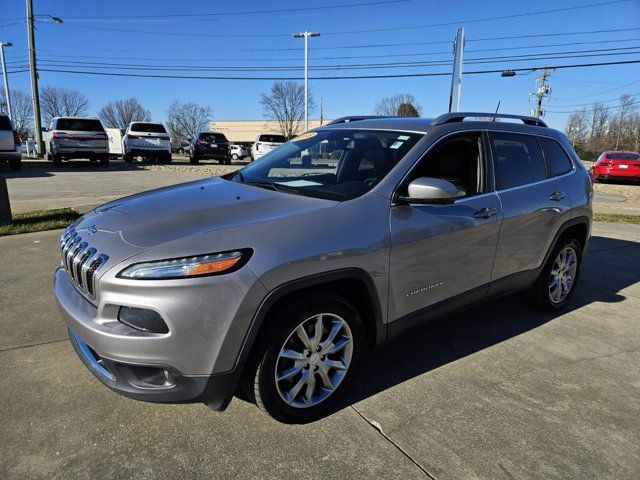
[397,177,459,205]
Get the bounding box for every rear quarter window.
[540,137,573,176]
[56,119,105,132]
[490,132,547,190]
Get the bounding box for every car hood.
[74,177,336,251]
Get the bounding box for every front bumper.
[68,327,239,409]
[54,262,267,407]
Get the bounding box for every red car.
[591,151,640,183]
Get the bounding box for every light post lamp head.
[0,42,13,47]
[51,16,64,24]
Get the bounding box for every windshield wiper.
[245,181,303,195]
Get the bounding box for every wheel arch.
[235,268,385,368]
[542,215,591,269]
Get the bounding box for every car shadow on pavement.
[327,234,640,419]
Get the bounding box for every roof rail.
[431,112,547,128]
[326,115,393,125]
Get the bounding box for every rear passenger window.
[490,133,546,190]
[540,137,573,176]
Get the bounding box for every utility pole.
[27,0,43,157]
[293,31,320,132]
[532,66,551,118]
[448,27,464,113]
[0,42,13,120]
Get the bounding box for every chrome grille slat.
[59,226,108,299]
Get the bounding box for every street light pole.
[293,31,320,132]
[0,42,13,120]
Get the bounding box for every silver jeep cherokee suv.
[54,113,593,423]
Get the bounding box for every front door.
[388,132,502,323]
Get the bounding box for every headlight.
[118,250,250,280]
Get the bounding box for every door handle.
[473,207,498,219]
[549,191,566,202]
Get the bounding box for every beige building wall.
[209,120,331,143]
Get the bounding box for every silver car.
[54,113,593,423]
[47,117,109,165]
[0,115,21,171]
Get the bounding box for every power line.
[553,78,640,100]
[550,91,640,108]
[16,58,640,81]
[59,0,410,21]
[22,46,640,72]
[6,36,639,65]
[546,99,640,113]
[41,0,631,39]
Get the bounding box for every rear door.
[388,131,502,322]
[489,131,571,288]
[0,116,15,152]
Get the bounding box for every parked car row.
[0,114,22,171]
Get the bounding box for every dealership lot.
[1,221,639,479]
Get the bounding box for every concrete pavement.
[1,223,639,479]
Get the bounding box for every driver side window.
[407,132,485,199]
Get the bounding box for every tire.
[52,153,62,166]
[189,155,199,165]
[124,152,134,163]
[99,154,110,166]
[526,237,583,312]
[9,158,21,171]
[163,153,172,164]
[232,153,239,160]
[243,291,364,423]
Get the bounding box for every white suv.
[251,133,286,161]
[123,122,171,163]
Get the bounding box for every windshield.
[607,152,639,160]
[56,118,104,132]
[258,134,286,143]
[234,129,422,201]
[200,133,228,142]
[130,123,166,133]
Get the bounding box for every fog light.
[118,306,169,334]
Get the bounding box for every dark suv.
[189,132,230,165]
[55,112,592,423]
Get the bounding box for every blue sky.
[1,0,639,130]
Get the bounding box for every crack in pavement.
[0,338,68,354]
[350,405,437,479]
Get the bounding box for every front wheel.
[124,152,134,163]
[99,154,110,166]
[243,292,364,423]
[189,155,199,164]
[231,153,239,160]
[526,237,583,311]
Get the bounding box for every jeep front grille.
[60,226,108,298]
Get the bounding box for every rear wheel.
[189,154,199,164]
[231,153,239,160]
[243,291,364,423]
[124,152,134,163]
[52,153,62,166]
[526,237,582,311]
[99,154,110,166]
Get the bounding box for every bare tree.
[260,81,314,138]
[374,93,423,116]
[98,98,151,130]
[614,93,637,150]
[0,89,33,140]
[564,107,588,147]
[40,85,89,126]
[587,102,610,153]
[166,100,213,143]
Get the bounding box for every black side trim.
[236,268,386,366]
[387,284,487,340]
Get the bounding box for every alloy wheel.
[548,246,578,304]
[274,313,353,409]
